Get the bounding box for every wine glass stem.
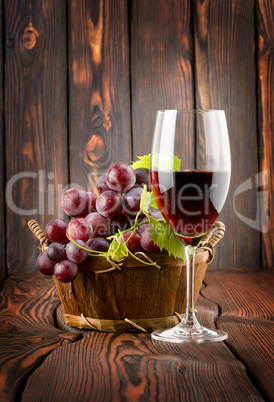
[180,245,201,329]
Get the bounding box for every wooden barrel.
[53,249,210,332]
[28,220,225,332]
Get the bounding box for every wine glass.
[150,109,231,344]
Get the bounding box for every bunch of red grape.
[36,163,162,283]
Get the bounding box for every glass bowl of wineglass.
[150,109,231,345]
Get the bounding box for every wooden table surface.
[0,267,273,401]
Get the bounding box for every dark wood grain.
[4,0,68,273]
[256,0,274,267]
[0,271,270,401]
[0,274,81,402]
[0,0,5,275]
[22,295,262,401]
[194,0,260,268]
[0,275,5,290]
[131,0,194,159]
[202,268,274,400]
[68,0,131,192]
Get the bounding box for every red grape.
[45,219,69,245]
[96,174,111,194]
[66,218,93,242]
[137,209,162,233]
[66,240,89,263]
[108,213,132,235]
[85,212,109,237]
[148,207,163,220]
[106,163,136,194]
[47,243,66,262]
[122,230,142,253]
[137,215,149,233]
[140,225,161,252]
[61,188,90,217]
[123,186,143,217]
[36,251,56,276]
[135,168,151,190]
[96,190,123,219]
[87,192,98,211]
[54,260,79,283]
[87,237,110,252]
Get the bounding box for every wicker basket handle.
[28,219,50,251]
[199,221,225,263]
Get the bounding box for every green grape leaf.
[173,155,181,171]
[140,185,151,213]
[173,156,181,172]
[131,154,151,170]
[132,153,181,172]
[145,214,186,261]
[107,234,128,262]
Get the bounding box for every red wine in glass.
[151,170,230,245]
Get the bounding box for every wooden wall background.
[0,0,273,274]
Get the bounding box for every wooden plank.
[256,0,274,267]
[68,0,131,192]
[4,0,68,273]
[131,0,194,159]
[22,296,262,401]
[194,0,259,268]
[202,268,274,400]
[202,268,273,320]
[0,274,81,402]
[0,0,5,275]
[218,317,274,401]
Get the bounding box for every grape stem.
[68,228,108,257]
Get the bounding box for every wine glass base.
[151,325,228,346]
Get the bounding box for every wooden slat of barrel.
[256,0,274,267]
[202,268,274,400]
[22,295,263,401]
[4,0,68,273]
[194,0,260,269]
[67,0,132,192]
[0,274,81,402]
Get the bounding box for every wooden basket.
[28,220,225,333]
